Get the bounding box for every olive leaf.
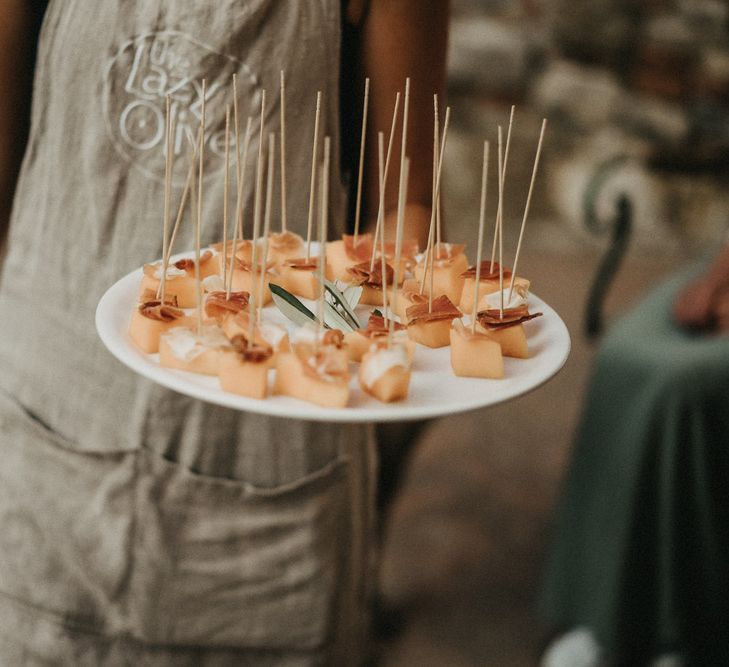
[323,279,362,329]
[269,283,321,328]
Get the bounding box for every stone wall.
[446,0,729,253]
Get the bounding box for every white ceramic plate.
[96,260,570,423]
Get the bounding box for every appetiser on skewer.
[476,291,541,360]
[266,71,306,265]
[344,313,415,363]
[218,337,273,399]
[159,83,234,376]
[358,149,414,404]
[450,140,504,379]
[328,232,373,281]
[413,241,468,304]
[458,260,530,313]
[129,290,192,354]
[275,138,351,408]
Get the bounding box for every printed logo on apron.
[103,31,260,185]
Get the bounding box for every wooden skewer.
[497,127,504,319]
[317,137,331,344]
[158,95,174,303]
[195,79,207,336]
[490,105,515,272]
[226,116,253,298]
[419,99,439,298]
[397,77,410,246]
[305,91,323,261]
[508,118,547,303]
[369,92,401,272]
[390,157,410,341]
[433,95,442,255]
[258,132,275,324]
[471,141,490,334]
[248,90,267,348]
[280,70,288,234]
[378,138,389,329]
[222,104,231,289]
[419,106,451,310]
[161,132,198,288]
[353,77,370,246]
[232,74,244,241]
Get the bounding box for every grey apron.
[0,1,376,664]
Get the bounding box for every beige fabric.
[0,1,376,664]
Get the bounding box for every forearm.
[355,0,450,246]
[0,1,37,250]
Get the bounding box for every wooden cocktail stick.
[497,126,504,319]
[352,77,370,246]
[369,92,402,273]
[508,118,547,303]
[390,157,410,341]
[317,137,331,346]
[433,96,442,255]
[226,116,253,298]
[247,90,267,347]
[420,97,439,298]
[160,131,198,293]
[471,140,490,334]
[232,74,244,241]
[378,135,389,327]
[305,91,323,261]
[280,70,288,233]
[419,106,451,310]
[195,80,207,336]
[490,105,515,272]
[396,77,410,249]
[222,104,230,289]
[159,95,174,303]
[258,132,275,324]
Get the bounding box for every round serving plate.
[96,255,570,423]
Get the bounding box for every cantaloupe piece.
[449,321,504,378]
[218,348,271,399]
[327,239,356,282]
[159,325,231,375]
[407,318,453,349]
[139,271,199,309]
[128,307,193,354]
[267,232,305,265]
[358,344,411,402]
[459,275,531,313]
[229,268,273,305]
[273,352,350,408]
[477,322,529,359]
[343,330,416,363]
[278,260,333,300]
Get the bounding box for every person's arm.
[673,245,729,332]
[0,1,38,254]
[346,0,450,248]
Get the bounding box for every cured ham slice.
[221,312,290,368]
[204,290,250,323]
[449,319,504,379]
[347,260,396,306]
[476,305,543,359]
[406,294,461,349]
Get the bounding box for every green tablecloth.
[541,267,729,664]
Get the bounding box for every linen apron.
[0,1,377,664]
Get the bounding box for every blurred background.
[376,1,729,664]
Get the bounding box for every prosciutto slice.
[406,294,461,325]
[205,291,250,320]
[347,260,395,288]
[343,233,374,262]
[461,260,513,281]
[477,304,543,329]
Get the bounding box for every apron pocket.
[128,445,351,651]
[0,389,136,634]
